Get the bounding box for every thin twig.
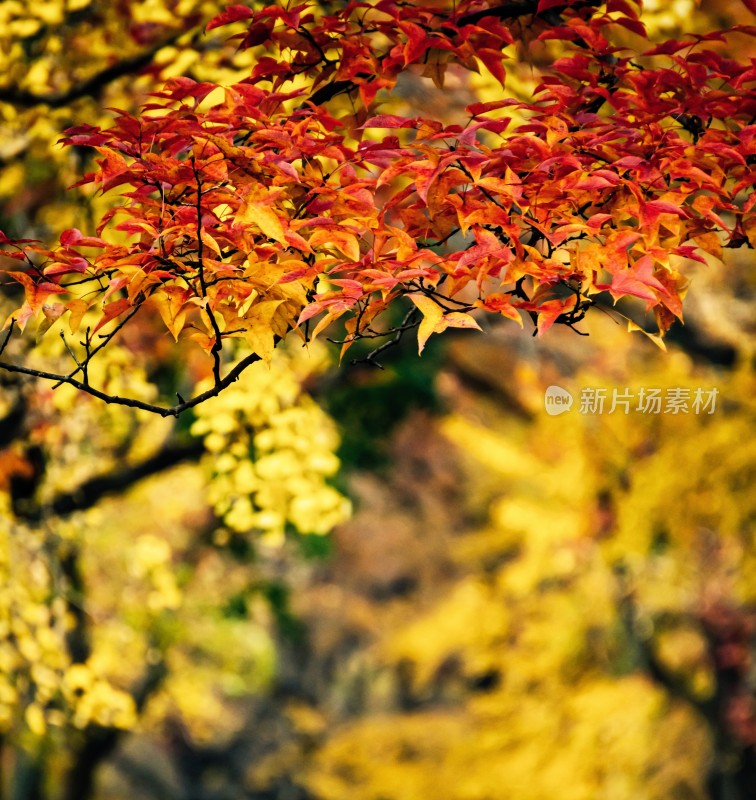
[59,331,83,368]
[52,305,141,389]
[351,305,420,368]
[0,319,15,356]
[0,352,262,417]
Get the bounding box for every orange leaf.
[7,273,67,332]
[476,293,523,325]
[93,297,131,334]
[150,287,192,340]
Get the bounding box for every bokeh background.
[1,1,754,799]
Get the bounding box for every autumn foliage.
[0,2,756,797]
[1,0,755,410]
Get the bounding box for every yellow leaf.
[311,307,345,341]
[627,320,667,351]
[309,229,361,262]
[442,311,483,333]
[239,202,287,244]
[67,299,90,334]
[243,299,284,361]
[409,294,444,354]
[693,232,723,261]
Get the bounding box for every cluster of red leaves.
[1,0,755,368]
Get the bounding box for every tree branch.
[308,79,354,107]
[457,0,602,26]
[0,351,262,416]
[48,439,205,518]
[0,33,185,109]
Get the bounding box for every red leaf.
[573,174,617,190]
[537,0,571,11]
[59,229,106,248]
[598,256,670,304]
[361,116,416,129]
[477,49,506,85]
[640,200,687,228]
[612,16,647,37]
[206,5,255,31]
[643,39,693,56]
[60,229,82,246]
[400,22,431,65]
[466,100,514,116]
[241,21,275,47]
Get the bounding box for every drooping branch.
[0,351,262,417]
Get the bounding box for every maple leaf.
[59,229,107,248]
[596,256,670,305]
[532,296,578,336]
[309,229,361,262]
[475,293,523,325]
[66,299,91,334]
[627,320,667,351]
[93,297,132,334]
[361,115,416,129]
[409,294,481,354]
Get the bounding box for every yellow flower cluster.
[192,346,350,544]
